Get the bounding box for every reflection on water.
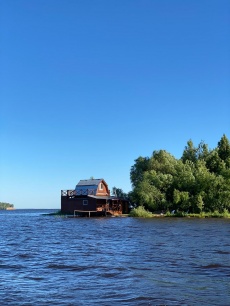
[0,210,230,305]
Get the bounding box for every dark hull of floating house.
[61,179,129,216]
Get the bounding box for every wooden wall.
[61,196,97,214]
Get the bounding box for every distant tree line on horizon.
[0,202,14,210]
[118,134,230,214]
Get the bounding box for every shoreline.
[46,210,230,219]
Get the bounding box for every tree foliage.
[112,187,128,199]
[0,202,14,210]
[130,134,230,213]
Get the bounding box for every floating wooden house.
[61,179,129,216]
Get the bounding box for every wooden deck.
[73,209,122,217]
[74,210,98,217]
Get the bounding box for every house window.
[99,183,103,190]
[83,200,88,205]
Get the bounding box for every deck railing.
[61,189,96,196]
[61,190,75,196]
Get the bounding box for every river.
[0,210,229,305]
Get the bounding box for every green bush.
[130,206,153,218]
[210,210,221,218]
[165,211,187,217]
[210,210,230,218]
[0,202,14,210]
[165,211,172,217]
[222,209,230,218]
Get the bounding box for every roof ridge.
[76,179,104,187]
[80,178,102,181]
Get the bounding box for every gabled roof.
[75,179,109,196]
[76,179,103,186]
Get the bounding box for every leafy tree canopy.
[0,202,14,210]
[130,134,230,213]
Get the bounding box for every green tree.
[0,202,14,210]
[197,141,210,161]
[112,187,127,198]
[194,194,204,213]
[173,189,190,211]
[130,156,149,188]
[149,150,177,175]
[206,149,225,174]
[130,135,230,214]
[173,160,195,193]
[134,177,166,211]
[217,134,230,168]
[131,150,177,211]
[181,140,197,163]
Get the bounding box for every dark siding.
[61,196,97,214]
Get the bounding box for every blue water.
[0,210,230,305]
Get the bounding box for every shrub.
[164,210,187,217]
[130,206,153,218]
[211,210,222,218]
[222,209,230,218]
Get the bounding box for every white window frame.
[99,183,103,190]
[83,200,88,205]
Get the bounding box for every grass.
[164,209,230,218]
[130,206,230,218]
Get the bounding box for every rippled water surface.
[0,210,230,305]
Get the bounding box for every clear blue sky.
[0,0,229,209]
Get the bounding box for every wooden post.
[89,211,90,218]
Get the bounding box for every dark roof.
[76,179,103,186]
